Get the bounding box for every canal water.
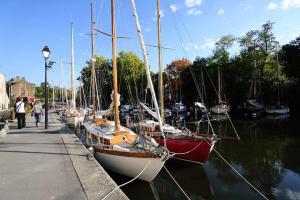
[109,115,300,200]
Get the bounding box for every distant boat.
[120,104,132,113]
[266,50,289,115]
[266,105,289,114]
[172,101,188,113]
[211,101,230,115]
[238,99,265,118]
[211,66,230,114]
[238,45,265,118]
[62,23,85,127]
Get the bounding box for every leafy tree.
[281,36,300,80]
[80,55,112,108]
[166,58,192,102]
[239,21,278,100]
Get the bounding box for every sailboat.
[81,1,169,182]
[211,66,230,114]
[137,0,217,164]
[238,45,265,118]
[266,50,289,115]
[62,22,86,127]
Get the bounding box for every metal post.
[45,60,49,129]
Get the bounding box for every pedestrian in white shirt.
[15,97,26,129]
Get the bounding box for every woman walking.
[32,101,43,127]
[15,97,26,129]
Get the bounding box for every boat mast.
[61,58,68,106]
[112,0,120,131]
[276,48,280,106]
[60,57,63,103]
[90,3,96,118]
[79,77,82,108]
[52,81,55,108]
[157,0,164,123]
[70,22,76,109]
[218,66,221,103]
[130,0,164,133]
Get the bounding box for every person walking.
[32,101,43,127]
[15,97,26,129]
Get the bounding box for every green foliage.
[79,51,147,107]
[281,36,300,80]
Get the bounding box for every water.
[108,115,300,200]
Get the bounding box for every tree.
[117,51,146,104]
[239,21,278,101]
[79,51,146,107]
[80,55,112,108]
[281,36,300,80]
[166,58,192,102]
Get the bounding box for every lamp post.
[42,46,53,129]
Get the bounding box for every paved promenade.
[0,112,128,200]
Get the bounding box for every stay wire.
[210,144,269,200]
[171,12,215,135]
[171,9,240,140]
[164,166,191,200]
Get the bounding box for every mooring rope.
[164,166,191,200]
[210,144,269,200]
[169,140,204,155]
[100,158,153,200]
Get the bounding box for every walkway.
[0,112,128,200]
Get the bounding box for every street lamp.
[42,46,55,129]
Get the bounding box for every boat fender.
[144,134,159,147]
[150,138,159,147]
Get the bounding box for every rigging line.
[94,69,101,110]
[175,9,240,139]
[171,12,214,132]
[163,166,191,200]
[203,67,219,101]
[171,12,204,103]
[100,158,153,200]
[81,80,87,108]
[203,65,240,139]
[170,140,204,155]
[209,145,269,200]
[171,12,235,139]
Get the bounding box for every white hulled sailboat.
[81,1,169,182]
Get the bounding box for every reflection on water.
[109,116,300,200]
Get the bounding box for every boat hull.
[211,104,230,114]
[63,115,84,127]
[266,106,289,114]
[94,148,166,182]
[155,137,213,164]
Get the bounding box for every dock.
[0,112,128,200]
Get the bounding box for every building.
[7,76,36,102]
[0,72,9,110]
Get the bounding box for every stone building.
[7,76,35,102]
[0,72,9,110]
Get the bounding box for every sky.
[0,0,299,89]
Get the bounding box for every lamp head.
[48,61,56,67]
[42,46,51,60]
